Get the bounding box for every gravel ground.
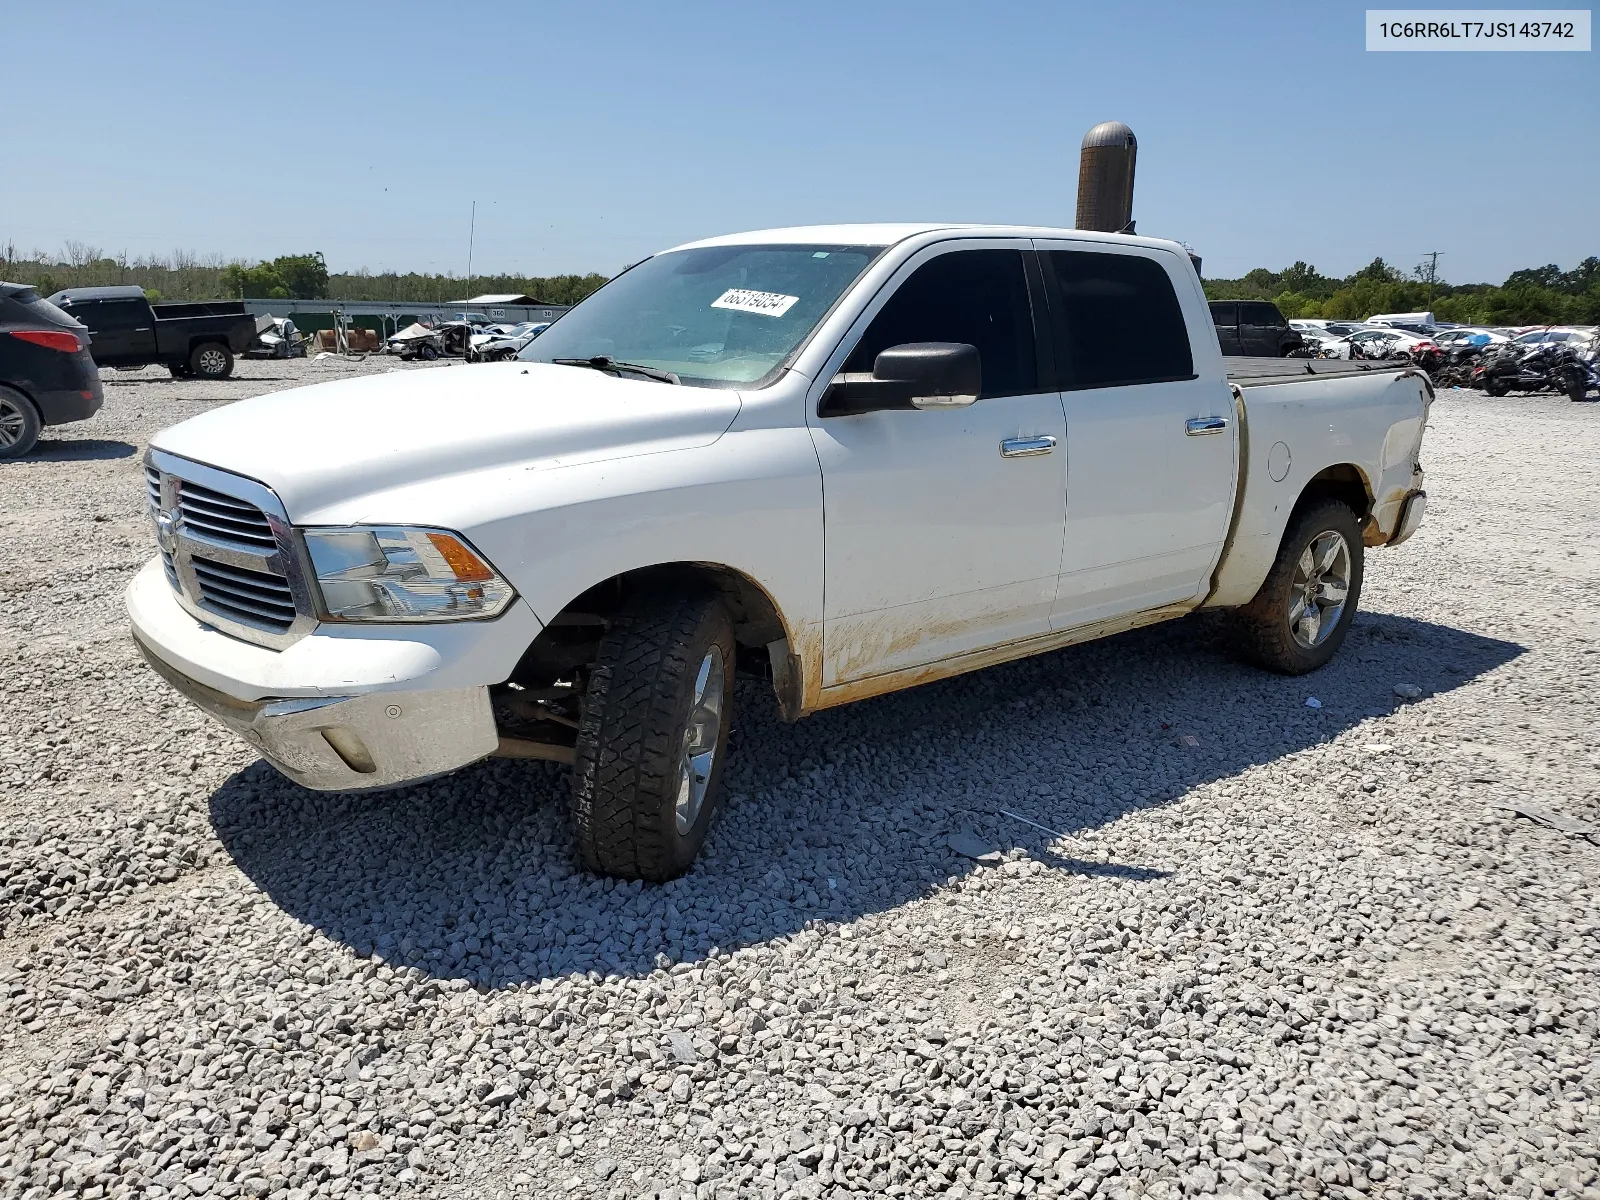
[1,358,1596,1200]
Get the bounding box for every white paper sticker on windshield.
[711,288,799,318]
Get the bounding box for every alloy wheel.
[0,398,25,448]
[673,647,726,835]
[1288,530,1352,649]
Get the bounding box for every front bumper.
[135,636,498,790]
[126,557,533,791]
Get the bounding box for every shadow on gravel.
[209,610,1522,987]
[28,438,137,461]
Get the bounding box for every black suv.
[1209,300,1304,357]
[0,282,104,458]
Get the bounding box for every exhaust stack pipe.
[1075,121,1137,234]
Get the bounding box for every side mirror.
[820,342,981,416]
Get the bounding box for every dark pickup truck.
[1209,300,1304,357]
[48,286,265,379]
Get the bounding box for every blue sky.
[5,1,1595,283]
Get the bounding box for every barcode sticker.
[711,288,799,318]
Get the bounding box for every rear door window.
[844,248,1037,398]
[1209,302,1237,327]
[1241,303,1284,328]
[1047,250,1195,389]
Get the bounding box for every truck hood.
[150,362,743,520]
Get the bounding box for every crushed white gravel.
[1,358,1597,1200]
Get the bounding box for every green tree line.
[7,239,1595,325]
[0,243,609,307]
[1204,256,1600,326]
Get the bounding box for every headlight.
[302,526,515,622]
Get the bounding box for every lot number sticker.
[711,288,799,318]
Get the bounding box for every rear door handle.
[1000,435,1057,458]
[1185,416,1229,436]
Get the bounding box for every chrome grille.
[144,450,313,648]
[191,558,297,631]
[175,481,277,549]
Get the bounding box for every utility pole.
[466,200,477,302]
[1419,250,1442,308]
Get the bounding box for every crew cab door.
[71,298,154,365]
[1241,302,1289,356]
[1034,243,1237,627]
[807,243,1066,687]
[1209,302,1241,356]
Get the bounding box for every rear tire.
[572,589,736,881]
[1231,499,1364,675]
[190,343,233,380]
[0,387,42,459]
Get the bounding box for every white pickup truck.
[128,224,1430,880]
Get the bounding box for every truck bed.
[1224,356,1409,386]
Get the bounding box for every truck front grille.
[191,558,298,632]
[175,481,278,550]
[145,452,310,648]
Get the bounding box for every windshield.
[518,243,884,386]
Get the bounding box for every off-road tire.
[1483,378,1509,397]
[0,387,42,459]
[1231,499,1364,675]
[573,590,735,881]
[189,342,233,380]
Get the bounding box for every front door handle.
[1185,416,1229,436]
[1000,435,1057,458]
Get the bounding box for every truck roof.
[669,223,1192,257]
[48,285,148,303]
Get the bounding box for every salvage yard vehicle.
[0,281,104,458]
[128,224,1431,880]
[1209,300,1303,356]
[245,316,307,360]
[49,285,264,380]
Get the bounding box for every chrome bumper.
[134,634,499,791]
[1390,489,1427,546]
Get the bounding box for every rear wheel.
[0,387,42,459]
[1231,499,1364,675]
[572,589,735,881]
[190,343,233,380]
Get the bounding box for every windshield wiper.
[551,355,680,385]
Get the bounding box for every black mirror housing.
[821,341,982,416]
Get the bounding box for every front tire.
[0,387,42,458]
[190,342,233,380]
[573,589,736,881]
[1231,499,1364,674]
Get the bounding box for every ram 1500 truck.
[128,224,1430,880]
[51,286,265,379]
